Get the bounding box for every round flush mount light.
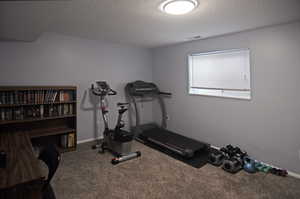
[160,0,198,15]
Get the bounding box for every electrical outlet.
[166,115,170,121]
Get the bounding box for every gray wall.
[1,23,299,174]
[152,22,300,173]
[0,33,153,141]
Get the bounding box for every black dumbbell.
[208,148,225,167]
[222,157,243,174]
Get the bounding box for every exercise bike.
[91,81,141,164]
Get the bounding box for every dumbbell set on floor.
[208,145,288,176]
[208,145,246,174]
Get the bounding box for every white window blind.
[188,49,251,99]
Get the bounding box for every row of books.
[0,104,75,121]
[0,90,75,105]
[61,133,76,149]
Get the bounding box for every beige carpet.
[52,141,300,199]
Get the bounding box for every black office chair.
[38,145,61,199]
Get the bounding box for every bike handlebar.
[91,83,117,97]
[108,90,117,95]
[159,92,172,96]
[117,102,129,106]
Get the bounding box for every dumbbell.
[208,148,225,166]
[222,157,243,174]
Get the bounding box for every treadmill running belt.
[142,128,206,151]
[138,128,209,168]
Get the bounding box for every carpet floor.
[52,141,300,199]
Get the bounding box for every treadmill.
[125,81,209,160]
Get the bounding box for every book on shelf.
[24,106,41,119]
[60,133,76,149]
[60,135,68,148]
[0,89,72,105]
[14,107,23,120]
[59,90,75,102]
[68,133,75,148]
[0,103,74,121]
[0,107,24,121]
[45,90,58,103]
[0,109,4,120]
[40,105,44,118]
[45,104,74,117]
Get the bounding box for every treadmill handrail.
[159,92,172,96]
[125,81,170,132]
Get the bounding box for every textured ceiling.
[0,0,300,48]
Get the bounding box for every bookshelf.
[0,86,77,153]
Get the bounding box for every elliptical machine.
[91,81,141,165]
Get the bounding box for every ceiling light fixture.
[160,0,198,15]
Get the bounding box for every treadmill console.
[126,80,159,96]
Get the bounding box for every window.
[188,49,251,99]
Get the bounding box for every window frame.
[187,48,252,100]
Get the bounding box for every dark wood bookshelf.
[58,146,76,153]
[29,127,76,138]
[0,86,77,153]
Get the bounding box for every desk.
[0,132,44,199]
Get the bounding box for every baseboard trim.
[288,171,300,179]
[77,137,102,144]
[210,145,300,179]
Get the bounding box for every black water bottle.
[0,151,6,168]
